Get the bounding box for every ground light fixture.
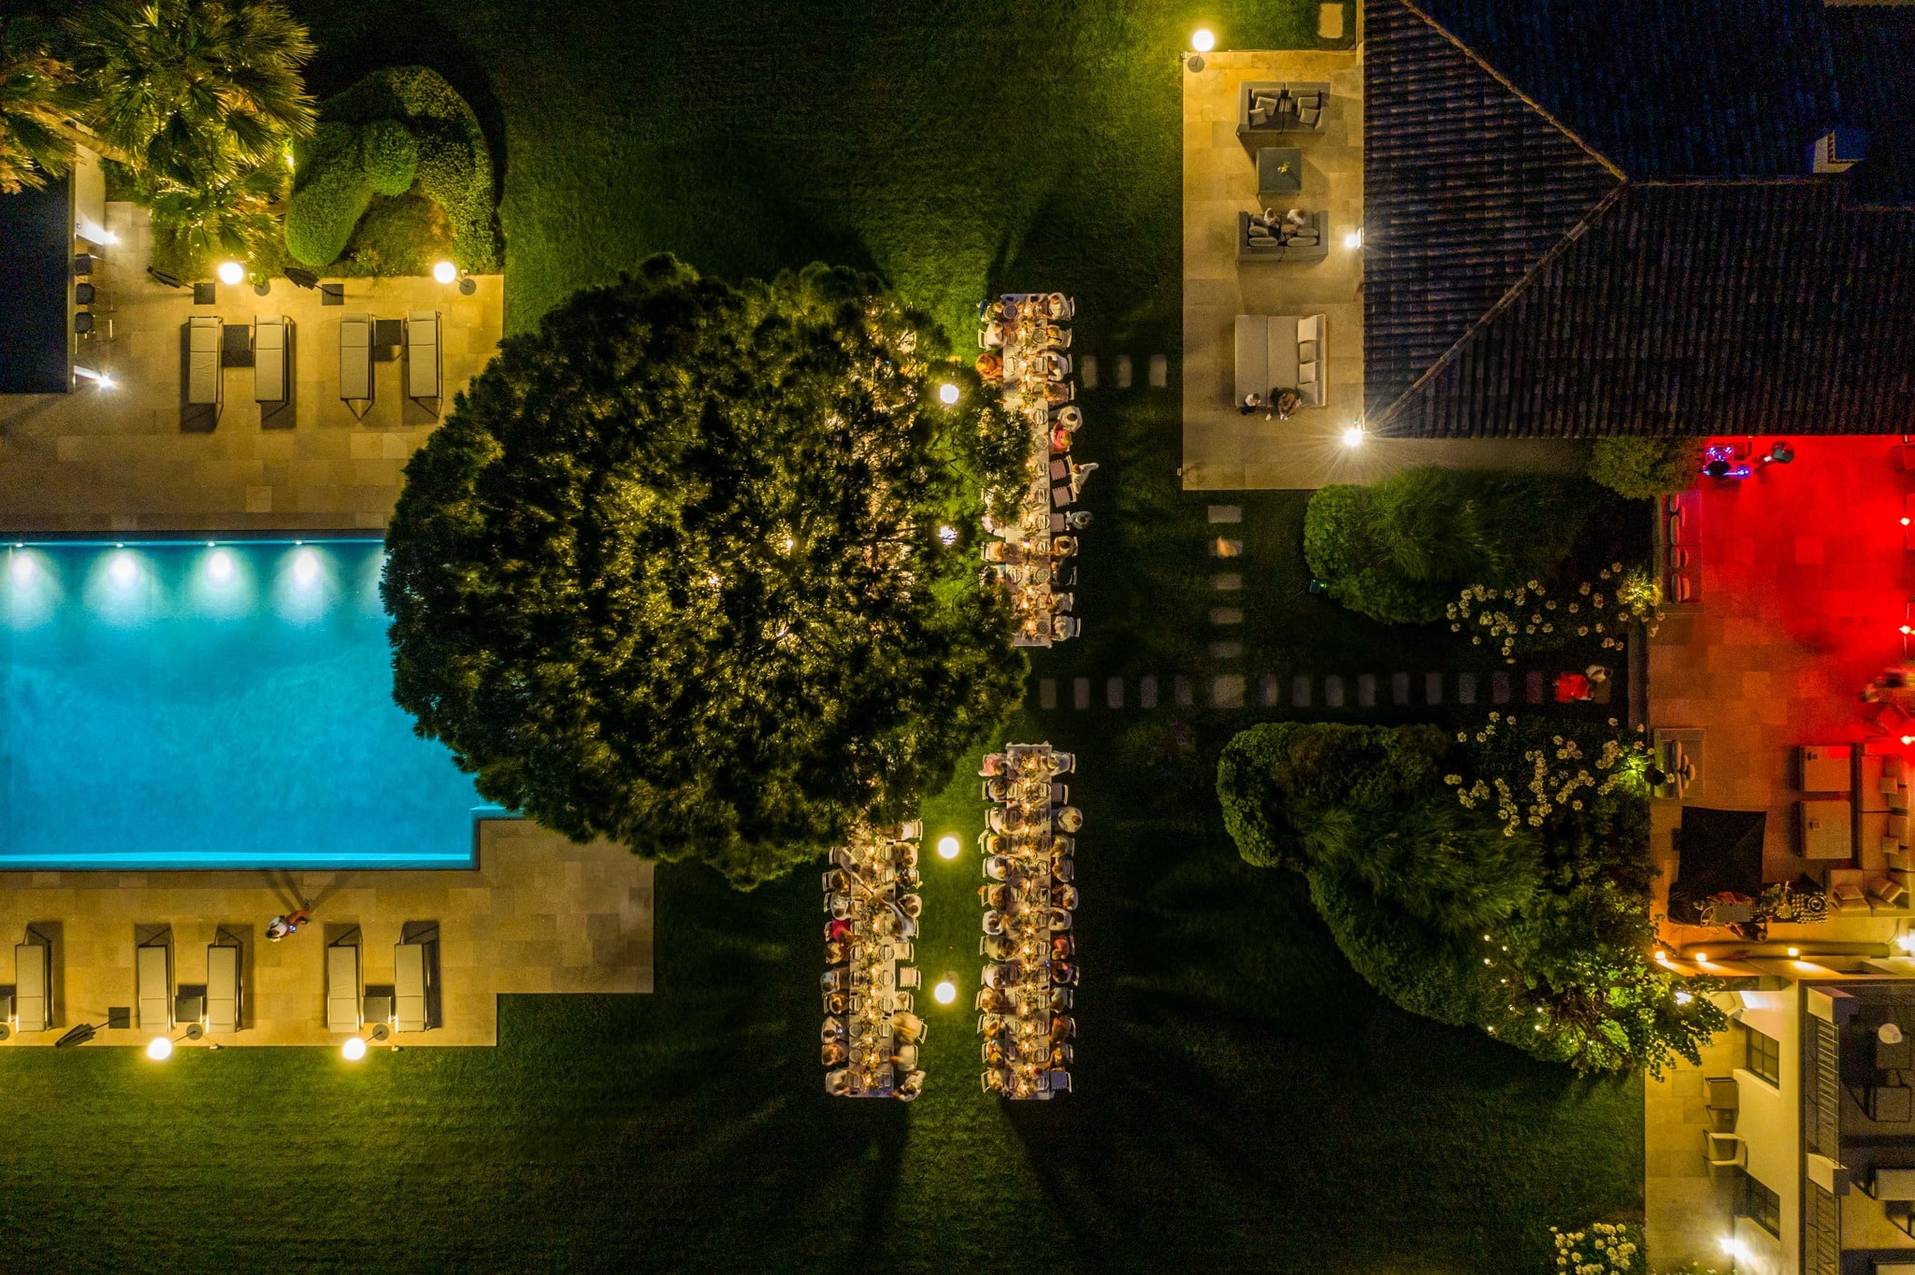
[1190,27,1215,53]
[1343,227,1364,251]
[937,382,960,406]
[433,260,458,285]
[936,834,960,860]
[937,525,958,546]
[145,1036,173,1061]
[1340,424,1366,449]
[216,260,246,286]
[932,979,958,1006]
[341,1036,368,1062]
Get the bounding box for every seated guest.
[1055,807,1084,833]
[1055,884,1080,911]
[897,866,921,892]
[823,940,847,966]
[825,1068,852,1097]
[977,986,1012,1014]
[975,351,1003,381]
[1051,856,1074,884]
[1050,1014,1075,1041]
[825,991,848,1016]
[1050,1042,1074,1069]
[1053,960,1079,987]
[984,933,1017,962]
[825,916,853,942]
[893,1011,926,1044]
[983,1066,1011,1094]
[896,1069,926,1102]
[899,893,922,919]
[980,753,1006,777]
[983,1040,1007,1068]
[822,1041,848,1067]
[980,1014,1004,1039]
[1052,935,1074,960]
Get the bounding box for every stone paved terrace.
[0,200,504,533]
[0,821,653,1048]
[1180,45,1581,490]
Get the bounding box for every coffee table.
[1257,146,1304,198]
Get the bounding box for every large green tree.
[385,256,1027,886]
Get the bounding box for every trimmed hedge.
[1302,468,1597,624]
[1587,436,1701,500]
[317,66,500,272]
[285,161,374,268]
[359,117,419,197]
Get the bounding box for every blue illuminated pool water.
[0,538,496,869]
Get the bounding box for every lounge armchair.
[12,933,51,1033]
[394,938,435,1033]
[254,315,290,403]
[339,313,373,404]
[206,940,242,1035]
[136,938,172,1031]
[186,316,223,410]
[406,310,441,403]
[326,941,361,1033]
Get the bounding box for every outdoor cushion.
[206,944,240,1034]
[1298,340,1319,362]
[394,941,429,1032]
[405,311,440,400]
[1298,360,1319,385]
[186,317,222,406]
[339,314,372,401]
[13,942,48,1033]
[136,944,171,1030]
[254,317,287,403]
[326,944,360,1033]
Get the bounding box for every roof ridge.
[1394,0,1628,181]
[1373,182,1632,432]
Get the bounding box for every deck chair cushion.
[406,311,440,399]
[187,317,222,405]
[326,944,361,1033]
[394,942,429,1032]
[254,317,287,403]
[137,944,172,1029]
[206,944,240,1034]
[13,942,49,1032]
[339,314,372,401]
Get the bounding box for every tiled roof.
[1408,0,1840,178]
[1363,0,1915,438]
[1377,182,1915,439]
[1362,0,1622,419]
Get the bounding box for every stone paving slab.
[1207,504,1242,524]
[1324,674,1345,708]
[1080,354,1099,389]
[1210,607,1244,625]
[0,822,653,1047]
[1148,354,1168,388]
[1391,672,1411,705]
[1492,671,1512,704]
[1115,354,1133,389]
[1106,676,1125,709]
[1139,675,1159,709]
[0,202,505,533]
[1209,640,1243,659]
[1291,675,1313,707]
[1073,677,1091,709]
[1356,673,1376,707]
[1425,672,1443,704]
[1526,670,1546,703]
[1457,672,1477,704]
[1039,678,1058,710]
[1261,673,1280,706]
[1175,675,1195,707]
[1212,674,1245,709]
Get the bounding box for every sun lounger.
[13,937,51,1033]
[339,313,373,403]
[326,942,361,1033]
[254,314,289,403]
[405,310,441,402]
[394,938,434,1033]
[136,940,172,1030]
[206,941,242,1034]
[187,316,222,408]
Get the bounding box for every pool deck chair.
[206,940,242,1035]
[254,314,290,403]
[326,941,361,1034]
[339,313,373,406]
[394,939,435,1033]
[136,939,172,1031]
[13,936,51,1033]
[405,309,441,405]
[187,315,223,412]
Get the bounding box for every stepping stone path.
[1207,505,1241,525]
[1073,677,1091,710]
[1210,607,1243,625]
[1139,675,1158,709]
[1040,678,1057,710]
[1324,675,1345,708]
[1212,573,1242,591]
[1079,355,1098,389]
[1148,355,1168,388]
[1525,671,1545,704]
[1105,677,1124,709]
[1425,672,1443,705]
[1208,640,1243,660]
[1492,671,1512,704]
[1212,675,1245,709]
[1356,674,1376,707]
[1114,355,1133,389]
[1391,672,1411,706]
[1457,672,1477,705]
[1318,1,1347,41]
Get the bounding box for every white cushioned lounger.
[206,943,241,1034]
[187,315,222,407]
[326,943,360,1033]
[136,943,172,1030]
[254,315,289,403]
[405,310,440,400]
[339,313,372,402]
[13,941,50,1033]
[394,941,429,1033]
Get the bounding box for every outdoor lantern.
[937,382,960,406]
[932,979,958,1006]
[1340,425,1365,449]
[145,1036,173,1061]
[216,260,246,286]
[432,260,458,285]
[1190,28,1215,53]
[936,834,960,860]
[341,1036,368,1061]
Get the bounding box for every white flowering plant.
[1549,1222,1643,1275]
[1447,562,1663,664]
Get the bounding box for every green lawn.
[0,2,1645,1268]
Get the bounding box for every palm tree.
[0,17,79,194]
[141,160,282,276]
[74,0,316,190]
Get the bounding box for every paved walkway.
[1179,47,1582,489]
[0,820,653,1047]
[0,200,504,533]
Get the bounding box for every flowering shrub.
[1447,713,1656,838]
[1446,562,1663,663]
[1550,1222,1643,1274]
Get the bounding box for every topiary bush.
[315,66,499,272]
[345,193,448,276]
[358,117,419,196]
[1587,436,1701,500]
[1303,468,1598,623]
[284,160,373,268]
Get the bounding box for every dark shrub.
[1303,468,1597,623]
[1587,436,1701,499]
[284,162,372,267]
[347,194,447,276]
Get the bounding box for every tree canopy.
[384,256,1027,886]
[0,17,77,194]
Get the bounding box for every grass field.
[0,3,1646,1270]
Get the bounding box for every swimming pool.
[0,537,496,869]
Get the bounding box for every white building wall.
[1732,994,1800,1274]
